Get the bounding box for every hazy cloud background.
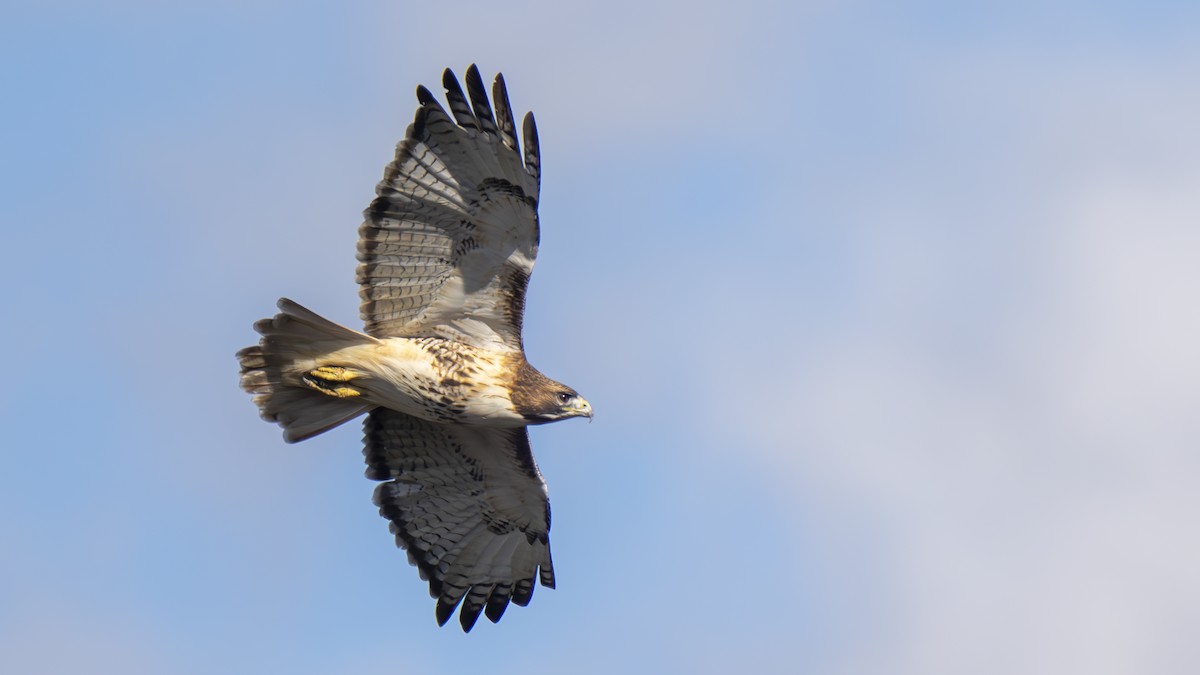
[2,2,1197,673]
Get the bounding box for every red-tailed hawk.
[236,65,591,632]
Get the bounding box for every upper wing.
[358,65,542,350]
[364,408,555,632]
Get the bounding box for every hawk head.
[508,358,592,424]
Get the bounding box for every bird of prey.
[236,65,591,632]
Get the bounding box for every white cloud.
[697,51,1200,673]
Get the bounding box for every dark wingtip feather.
[522,112,540,187]
[464,64,497,134]
[459,598,485,632]
[441,67,478,130]
[484,587,512,623]
[492,73,519,151]
[540,549,556,588]
[411,105,428,138]
[512,577,535,606]
[416,84,438,106]
[436,595,461,627]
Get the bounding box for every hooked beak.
[570,398,593,422]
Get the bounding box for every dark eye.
[557,392,573,405]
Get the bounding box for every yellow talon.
[303,367,364,397]
[309,366,358,382]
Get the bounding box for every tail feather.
[237,298,378,443]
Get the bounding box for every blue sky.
[3,2,1198,673]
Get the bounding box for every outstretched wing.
[358,65,542,350]
[364,408,555,632]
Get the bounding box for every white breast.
[325,338,524,426]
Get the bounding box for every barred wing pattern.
[365,409,555,631]
[358,65,542,350]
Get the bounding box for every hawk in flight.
[236,65,591,631]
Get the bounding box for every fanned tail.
[237,298,377,442]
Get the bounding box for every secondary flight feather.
[236,65,591,632]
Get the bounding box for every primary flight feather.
[236,65,591,632]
